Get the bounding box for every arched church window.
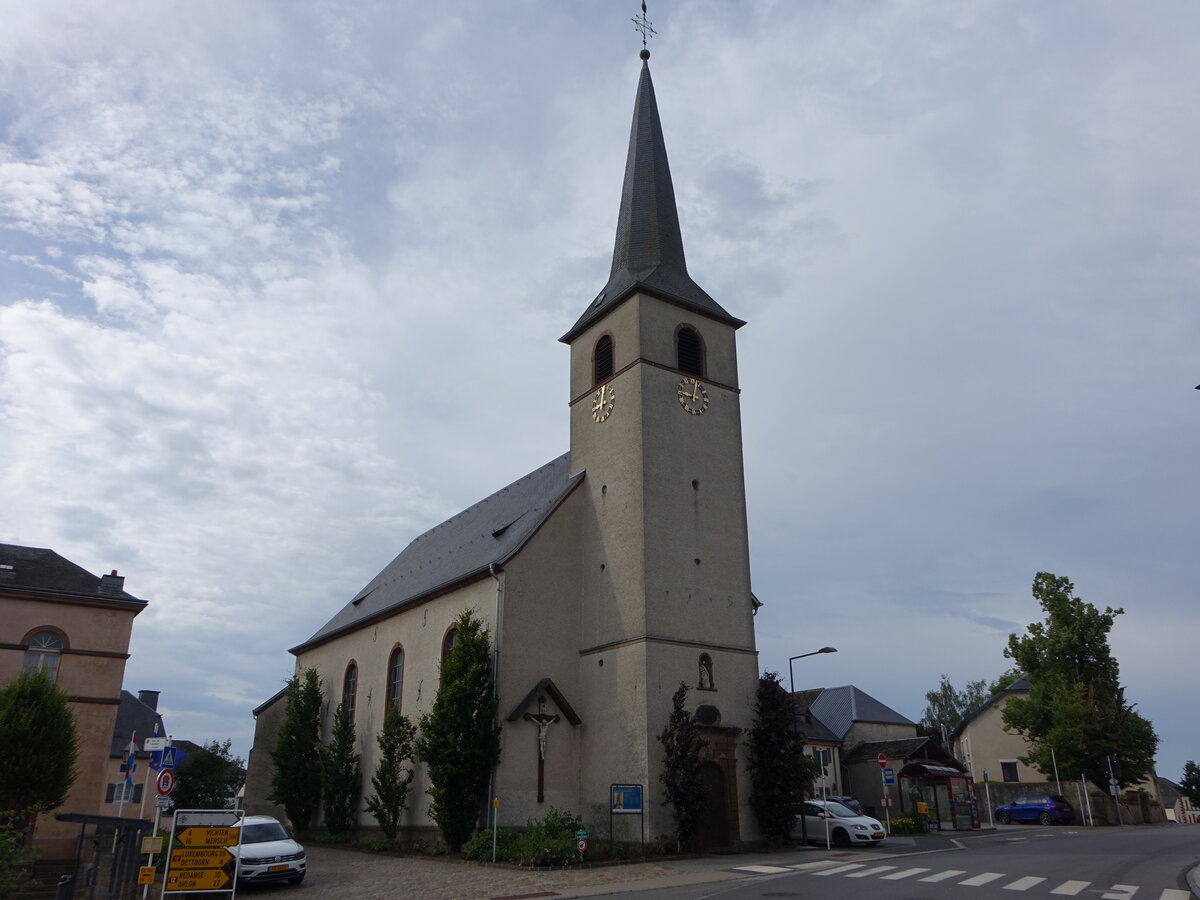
[441,626,459,665]
[676,326,704,376]
[698,653,715,691]
[594,334,614,384]
[343,661,358,722]
[23,630,64,678]
[387,646,405,710]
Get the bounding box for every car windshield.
[823,802,858,818]
[240,822,289,843]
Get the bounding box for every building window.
[594,334,614,384]
[697,654,715,690]
[23,630,64,677]
[343,661,358,722]
[441,626,459,665]
[814,747,831,774]
[106,783,143,804]
[387,647,405,710]
[1001,761,1019,782]
[676,326,704,376]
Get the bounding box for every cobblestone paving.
[285,845,686,900]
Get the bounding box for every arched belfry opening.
[676,326,704,376]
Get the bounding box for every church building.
[272,44,763,847]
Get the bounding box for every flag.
[124,731,137,788]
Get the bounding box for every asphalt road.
[637,825,1200,900]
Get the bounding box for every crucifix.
[523,696,560,804]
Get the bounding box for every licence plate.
[269,864,289,872]
[872,832,884,838]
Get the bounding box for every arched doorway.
[696,761,730,850]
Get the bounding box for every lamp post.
[788,647,837,847]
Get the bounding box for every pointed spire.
[561,55,743,344]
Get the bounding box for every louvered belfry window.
[677,326,703,376]
[594,334,614,384]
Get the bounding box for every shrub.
[887,815,919,834]
[464,828,521,862]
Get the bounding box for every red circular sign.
[877,753,888,769]
[157,768,175,796]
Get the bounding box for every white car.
[795,799,886,847]
[228,815,307,886]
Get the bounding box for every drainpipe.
[488,563,504,860]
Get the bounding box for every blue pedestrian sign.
[151,746,185,771]
[883,767,895,785]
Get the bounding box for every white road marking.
[1159,890,1192,899]
[1102,886,1139,899]
[1004,876,1047,891]
[920,869,969,882]
[812,863,867,876]
[880,867,932,880]
[1050,881,1091,895]
[959,872,1007,887]
[732,865,790,874]
[845,866,898,878]
[786,860,841,871]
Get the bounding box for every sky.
[2,2,1196,784]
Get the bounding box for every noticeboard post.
[609,784,644,856]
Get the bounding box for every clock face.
[592,384,615,422]
[677,377,709,415]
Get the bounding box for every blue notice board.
[883,767,895,785]
[611,784,643,814]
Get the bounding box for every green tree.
[0,671,79,815]
[1002,572,1158,788]
[414,610,501,851]
[269,669,324,836]
[657,682,708,848]
[0,815,34,897]
[746,672,818,843]
[919,674,991,737]
[1179,761,1200,807]
[320,699,362,837]
[364,705,418,843]
[172,739,245,810]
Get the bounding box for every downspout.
[488,563,504,860]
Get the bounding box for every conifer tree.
[415,610,500,851]
[320,699,362,837]
[747,672,817,842]
[0,670,78,816]
[1180,761,1200,807]
[364,705,418,843]
[269,668,324,836]
[657,682,708,848]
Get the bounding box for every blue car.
[995,794,1074,825]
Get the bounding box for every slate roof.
[560,56,743,344]
[807,685,916,741]
[0,543,143,603]
[789,690,839,743]
[109,691,165,757]
[293,454,584,652]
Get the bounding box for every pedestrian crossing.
[729,859,1191,898]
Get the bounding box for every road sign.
[141,835,164,855]
[178,826,238,848]
[883,767,895,785]
[175,811,241,827]
[577,838,588,853]
[157,768,176,795]
[166,869,233,892]
[155,795,173,810]
[575,829,588,840]
[170,848,234,868]
[144,736,168,751]
[877,753,888,769]
[138,866,156,885]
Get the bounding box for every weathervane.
[632,2,656,57]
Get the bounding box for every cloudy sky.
[3,1,1196,783]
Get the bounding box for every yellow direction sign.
[137,866,156,885]
[165,869,232,892]
[177,826,238,847]
[169,847,233,868]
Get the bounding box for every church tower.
[563,48,761,845]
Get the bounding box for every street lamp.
[787,646,837,848]
[788,647,837,695]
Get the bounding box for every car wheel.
[1038,811,1052,825]
[288,874,306,885]
[831,828,851,848]
[996,811,1010,824]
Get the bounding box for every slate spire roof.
[560,52,743,343]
